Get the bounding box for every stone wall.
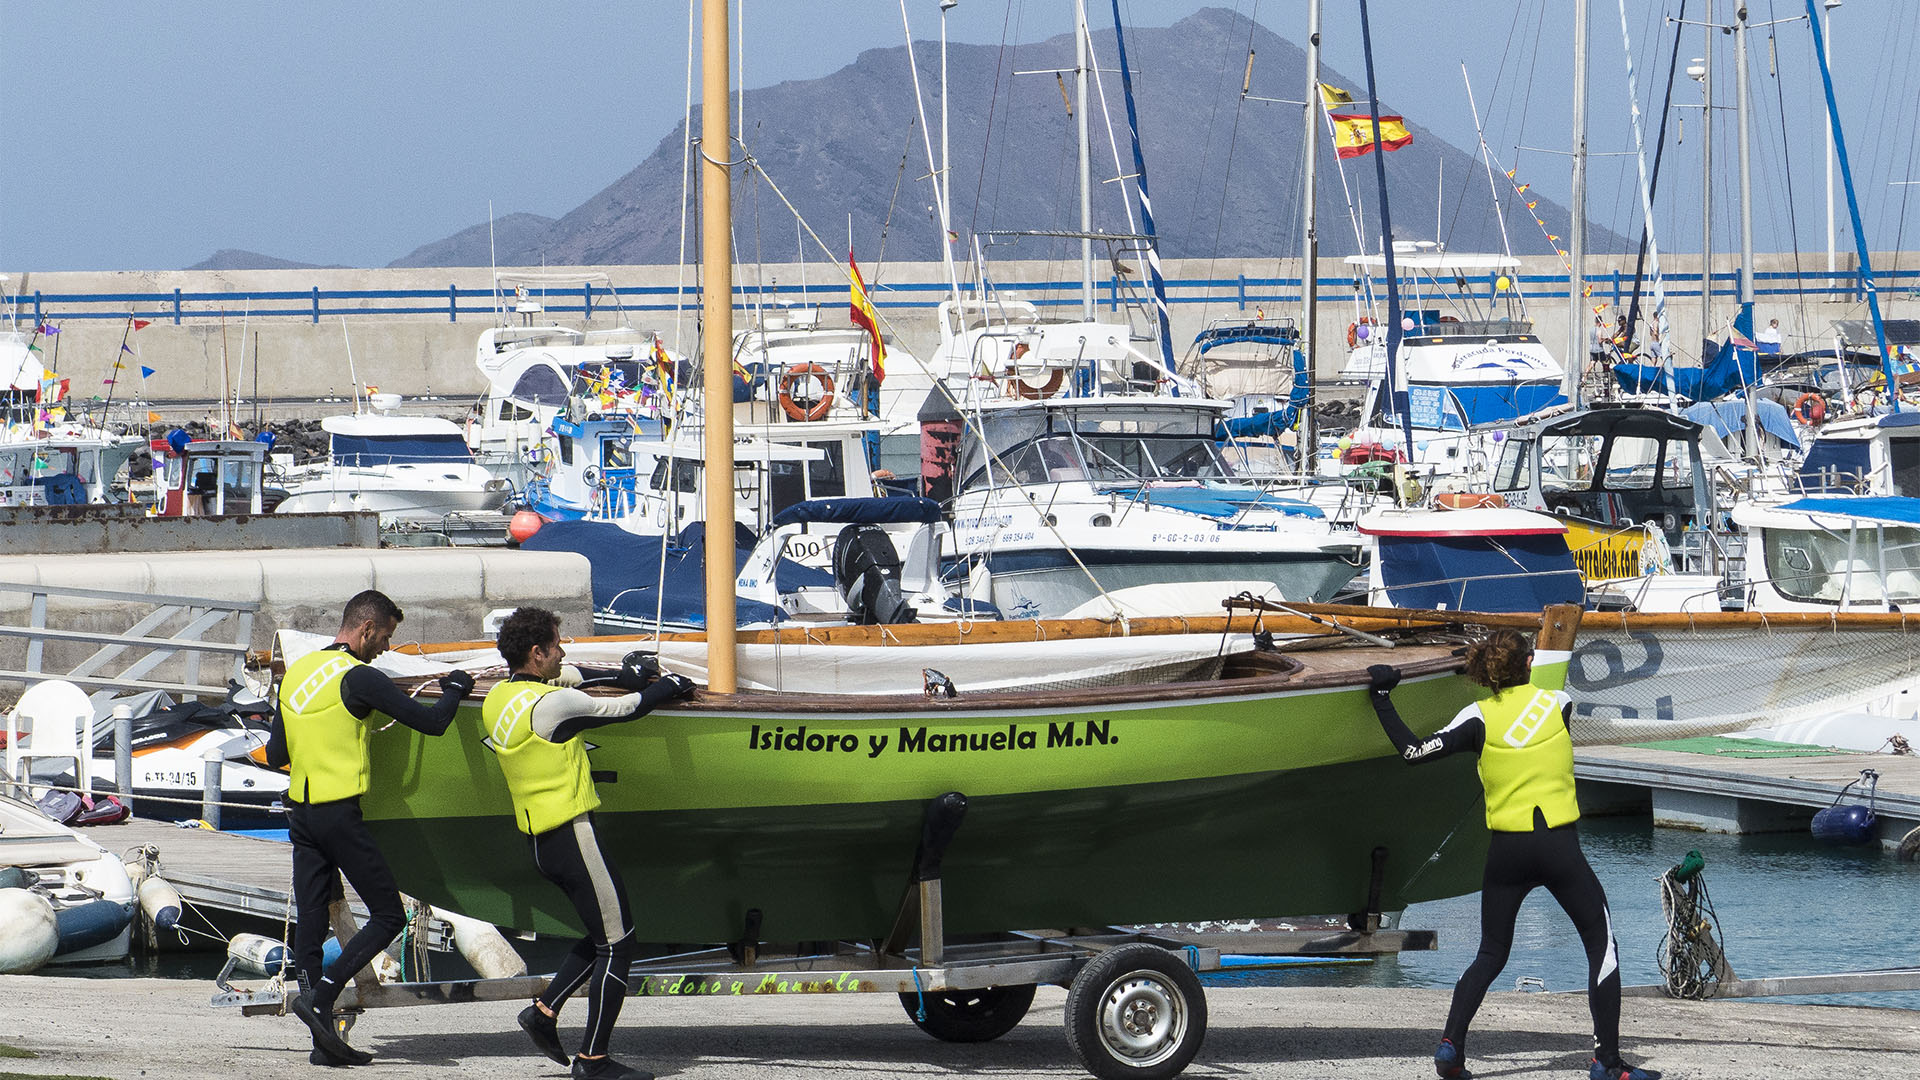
[5,254,1913,411]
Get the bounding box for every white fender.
[138,875,183,930]
[0,888,60,974]
[439,908,527,979]
[226,932,292,977]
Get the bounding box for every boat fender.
[0,867,40,890]
[439,909,528,979]
[226,932,293,977]
[778,363,836,422]
[138,875,183,931]
[54,897,135,956]
[1794,392,1828,426]
[0,888,60,974]
[1811,803,1875,845]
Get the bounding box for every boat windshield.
[1764,524,1920,604]
[331,433,473,466]
[975,433,1233,489]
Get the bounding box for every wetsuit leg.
[1442,830,1538,1053]
[300,798,407,1013]
[531,813,635,1058]
[1537,828,1622,1066]
[288,800,337,994]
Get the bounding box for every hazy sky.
[3,0,1913,271]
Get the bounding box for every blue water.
[1207,818,1920,1010]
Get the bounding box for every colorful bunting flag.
[131,318,152,330]
[147,411,163,423]
[120,343,134,354]
[36,324,58,335]
[140,366,155,378]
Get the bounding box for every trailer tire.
[1065,944,1207,1080]
[900,983,1035,1042]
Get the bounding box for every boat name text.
[746,720,1117,757]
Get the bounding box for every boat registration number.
[139,767,199,789]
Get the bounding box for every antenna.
[340,317,362,415]
[488,200,502,324]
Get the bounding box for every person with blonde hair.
[1367,630,1659,1080]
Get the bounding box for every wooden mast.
[701,0,737,692]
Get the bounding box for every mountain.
[187,249,342,271]
[387,212,558,269]
[405,8,1623,268]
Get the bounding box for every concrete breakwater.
[7,253,1912,404]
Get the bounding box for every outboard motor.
[833,525,917,626]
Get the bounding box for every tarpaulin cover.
[330,433,473,466]
[521,519,831,628]
[1376,533,1584,612]
[1682,399,1801,450]
[768,496,941,528]
[1774,495,1920,528]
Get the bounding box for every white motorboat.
[0,791,136,967]
[275,403,511,522]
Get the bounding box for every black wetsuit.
[1371,688,1624,1067]
[285,647,464,1012]
[510,670,686,1058]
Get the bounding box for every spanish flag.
[652,335,674,395]
[1329,113,1413,159]
[848,252,885,383]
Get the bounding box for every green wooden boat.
[359,617,1577,946]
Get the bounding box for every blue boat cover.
[1681,399,1801,450]
[1377,534,1585,613]
[520,519,831,628]
[330,434,473,466]
[1613,343,1759,402]
[1774,496,1920,529]
[768,496,941,528]
[1104,485,1325,520]
[1385,382,1566,430]
[1797,438,1872,493]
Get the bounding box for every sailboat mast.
[1805,0,1900,409]
[1356,0,1412,457]
[701,0,738,691]
[1701,9,1714,350]
[1300,0,1322,477]
[1076,0,1094,319]
[1735,5,1755,319]
[1568,0,1589,409]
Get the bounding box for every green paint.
[0,1046,36,1059]
[362,671,1494,943]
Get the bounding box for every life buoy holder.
[1346,317,1376,349]
[1004,368,1064,400]
[778,364,835,422]
[1794,392,1828,426]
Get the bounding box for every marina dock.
[1577,745,1920,846]
[4,975,1916,1079]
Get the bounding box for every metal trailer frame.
[210,791,1436,1080]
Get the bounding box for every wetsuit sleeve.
[529,680,685,744]
[340,664,462,736]
[1371,689,1485,764]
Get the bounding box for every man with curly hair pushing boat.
[1367,629,1660,1080]
[483,606,695,1080]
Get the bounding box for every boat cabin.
[1732,496,1920,612]
[158,439,267,516]
[0,433,141,507]
[1796,411,1920,496]
[1496,407,1713,541]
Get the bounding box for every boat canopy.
[1374,531,1584,613]
[1682,400,1801,451]
[329,431,473,466]
[1773,495,1920,529]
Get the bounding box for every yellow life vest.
[1475,680,1579,832]
[280,648,370,804]
[481,679,599,835]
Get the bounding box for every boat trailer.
[211,792,1435,1080]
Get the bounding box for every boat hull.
[361,659,1491,944]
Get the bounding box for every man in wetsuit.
[484,606,694,1080]
[1368,629,1660,1080]
[274,589,475,1066]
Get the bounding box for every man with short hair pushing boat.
[484,606,694,1080]
[275,589,475,1066]
[1367,630,1660,1080]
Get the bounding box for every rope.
[910,966,927,1022]
[1656,851,1728,1000]
[24,778,282,814]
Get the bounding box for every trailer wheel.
[899,983,1036,1042]
[1065,944,1207,1080]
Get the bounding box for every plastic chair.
[3,680,96,799]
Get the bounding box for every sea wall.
[4,254,1913,409]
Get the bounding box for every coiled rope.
[1656,849,1729,1000]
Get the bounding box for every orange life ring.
[1346,316,1376,349]
[1434,491,1507,509]
[778,363,835,421]
[1794,392,1828,426]
[1005,368,1064,400]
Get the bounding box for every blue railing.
[7,265,1903,326]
